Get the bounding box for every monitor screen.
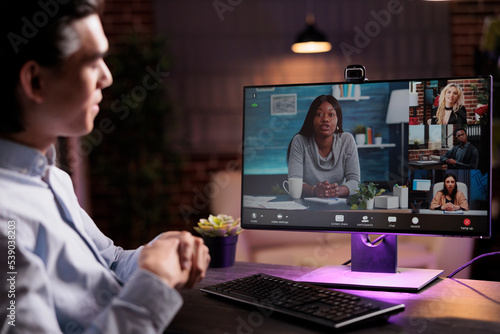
[241,76,491,238]
[240,76,492,290]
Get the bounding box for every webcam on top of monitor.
[344,64,367,83]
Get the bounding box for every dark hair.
[286,95,343,163]
[454,127,466,137]
[441,173,458,201]
[0,0,104,133]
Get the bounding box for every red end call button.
[464,218,471,226]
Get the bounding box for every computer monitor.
[240,76,492,291]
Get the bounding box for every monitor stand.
[295,234,443,292]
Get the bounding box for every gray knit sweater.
[288,133,360,195]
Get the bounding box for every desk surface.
[419,209,488,216]
[167,262,500,333]
[244,195,411,212]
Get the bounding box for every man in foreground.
[0,1,210,332]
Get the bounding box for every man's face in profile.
[35,14,112,138]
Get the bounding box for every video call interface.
[241,77,491,237]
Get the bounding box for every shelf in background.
[357,143,396,149]
[337,96,370,101]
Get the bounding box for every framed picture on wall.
[271,94,297,116]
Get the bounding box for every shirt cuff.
[119,269,183,330]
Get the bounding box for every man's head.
[455,128,468,144]
[0,0,111,137]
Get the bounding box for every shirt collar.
[0,138,55,177]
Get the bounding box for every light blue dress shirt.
[0,139,182,333]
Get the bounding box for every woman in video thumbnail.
[430,173,469,211]
[430,83,467,125]
[287,95,360,198]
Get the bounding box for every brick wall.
[408,149,448,162]
[89,0,242,245]
[101,0,155,41]
[447,1,500,281]
[88,0,500,248]
[450,0,500,76]
[88,0,161,246]
[175,154,241,227]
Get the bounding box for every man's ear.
[18,61,46,104]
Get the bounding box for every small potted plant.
[374,132,383,145]
[195,214,242,268]
[412,140,422,149]
[348,182,385,209]
[353,125,367,146]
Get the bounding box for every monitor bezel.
[240,75,492,239]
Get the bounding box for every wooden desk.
[166,262,500,333]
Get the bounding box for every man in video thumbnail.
[440,128,478,169]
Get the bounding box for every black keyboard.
[201,273,405,330]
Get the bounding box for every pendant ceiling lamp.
[291,14,332,54]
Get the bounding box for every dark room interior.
[60,0,499,281]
